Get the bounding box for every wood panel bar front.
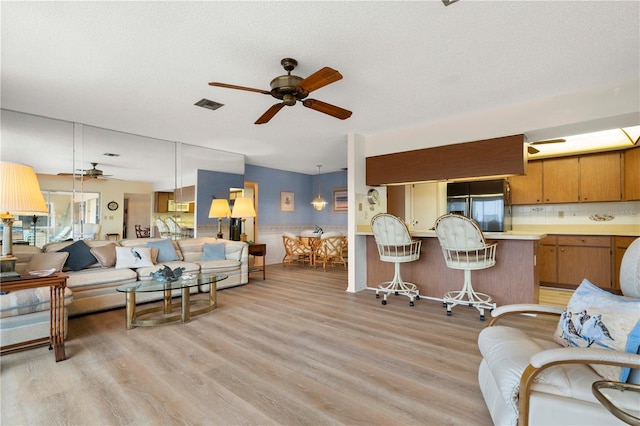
[366,236,540,306]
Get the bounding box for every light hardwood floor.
[1,266,559,426]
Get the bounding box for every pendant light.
[311,165,327,211]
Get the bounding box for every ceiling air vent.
[195,98,224,111]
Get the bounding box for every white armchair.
[478,238,640,426]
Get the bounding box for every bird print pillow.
[115,246,155,269]
[554,279,640,382]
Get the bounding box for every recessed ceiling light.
[195,98,224,111]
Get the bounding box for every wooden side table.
[248,243,267,280]
[0,273,69,362]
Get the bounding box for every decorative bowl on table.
[28,268,56,277]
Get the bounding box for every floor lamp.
[208,199,231,239]
[231,197,256,243]
[1,162,48,281]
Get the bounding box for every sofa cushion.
[147,239,179,262]
[90,243,118,268]
[176,237,218,262]
[553,279,640,382]
[197,259,241,272]
[24,252,69,273]
[478,326,571,412]
[203,242,226,260]
[57,240,97,271]
[120,238,184,261]
[115,246,154,269]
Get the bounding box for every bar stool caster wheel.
[409,301,414,307]
[381,300,387,305]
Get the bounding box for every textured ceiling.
[1,1,639,178]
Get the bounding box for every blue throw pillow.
[203,242,226,261]
[147,239,179,262]
[57,240,97,271]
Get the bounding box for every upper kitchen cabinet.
[624,146,640,200]
[579,151,622,202]
[509,161,543,204]
[543,157,580,203]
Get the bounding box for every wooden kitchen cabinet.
[579,151,622,202]
[154,191,173,213]
[538,235,557,283]
[556,235,612,289]
[543,157,579,203]
[509,161,543,204]
[624,146,640,200]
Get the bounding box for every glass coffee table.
[116,273,227,329]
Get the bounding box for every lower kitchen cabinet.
[540,235,613,290]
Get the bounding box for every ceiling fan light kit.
[209,58,352,124]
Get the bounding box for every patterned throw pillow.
[553,279,640,381]
[115,247,155,269]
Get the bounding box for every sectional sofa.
[0,237,248,348]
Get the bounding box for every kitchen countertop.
[511,225,640,237]
[356,226,545,240]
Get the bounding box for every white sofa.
[477,238,640,425]
[1,237,248,349]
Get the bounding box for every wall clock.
[107,201,119,211]
[367,188,380,206]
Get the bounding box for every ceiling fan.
[527,138,566,154]
[58,162,112,180]
[208,58,352,124]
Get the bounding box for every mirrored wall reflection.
[1,109,246,243]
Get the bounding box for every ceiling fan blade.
[296,67,343,94]
[530,138,566,146]
[255,103,286,124]
[528,146,540,155]
[302,99,352,120]
[208,82,270,95]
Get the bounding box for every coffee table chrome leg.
[209,281,217,308]
[181,287,190,323]
[125,292,136,330]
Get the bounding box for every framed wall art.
[280,191,294,212]
[332,188,348,213]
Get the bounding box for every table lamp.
[1,162,48,281]
[208,199,231,239]
[230,197,256,243]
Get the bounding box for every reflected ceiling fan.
[58,162,112,180]
[527,138,566,154]
[208,58,352,124]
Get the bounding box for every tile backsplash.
[512,201,640,226]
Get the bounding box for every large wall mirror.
[1,109,246,247]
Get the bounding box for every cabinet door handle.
[560,248,565,252]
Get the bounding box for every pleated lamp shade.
[0,162,47,215]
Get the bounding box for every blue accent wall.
[245,164,347,227]
[196,169,245,225]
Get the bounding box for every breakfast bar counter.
[359,230,546,306]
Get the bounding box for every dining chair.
[315,234,347,272]
[282,232,312,266]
